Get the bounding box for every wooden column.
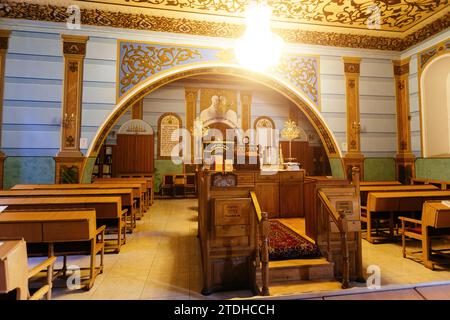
[131,99,143,120]
[240,91,252,131]
[393,59,415,184]
[54,35,89,183]
[343,57,364,180]
[0,30,11,190]
[185,88,199,164]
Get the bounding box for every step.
[265,280,343,297]
[256,258,335,284]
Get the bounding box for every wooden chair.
[174,175,185,197]
[161,175,174,198]
[0,239,56,300]
[399,201,450,269]
[27,256,57,300]
[184,173,197,197]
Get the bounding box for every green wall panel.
[415,158,450,181]
[364,158,396,181]
[153,160,184,192]
[329,158,345,179]
[3,157,55,189]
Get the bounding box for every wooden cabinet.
[279,171,305,218]
[280,180,304,218]
[113,134,154,175]
[255,183,279,218]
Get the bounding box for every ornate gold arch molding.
[417,39,450,156]
[117,40,320,107]
[81,64,343,181]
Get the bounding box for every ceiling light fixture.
[234,1,284,72]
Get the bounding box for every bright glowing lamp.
[235,2,284,72]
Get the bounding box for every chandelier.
[234,1,284,72]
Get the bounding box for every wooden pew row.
[0,239,56,300]
[12,183,145,219]
[117,174,154,204]
[360,181,402,186]
[360,185,439,206]
[411,178,450,190]
[0,189,137,230]
[0,210,104,291]
[94,177,153,208]
[400,201,450,269]
[364,190,450,243]
[0,197,126,253]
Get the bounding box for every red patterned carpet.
[268,220,322,260]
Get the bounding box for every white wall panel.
[2,130,60,149]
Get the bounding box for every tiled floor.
[27,198,450,300]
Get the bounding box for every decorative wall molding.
[272,55,320,106]
[1,1,449,51]
[59,0,450,32]
[418,39,450,72]
[118,40,321,108]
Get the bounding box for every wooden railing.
[250,191,270,296]
[317,190,350,288]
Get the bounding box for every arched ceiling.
[1,0,449,51]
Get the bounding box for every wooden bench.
[360,185,439,206]
[364,190,450,243]
[95,177,154,207]
[360,181,402,186]
[400,201,450,269]
[117,174,154,204]
[12,183,145,219]
[411,178,450,190]
[0,196,126,253]
[0,189,137,230]
[0,210,104,290]
[0,239,56,300]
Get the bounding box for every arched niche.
[420,53,450,157]
[81,63,344,181]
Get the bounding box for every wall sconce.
[63,113,75,128]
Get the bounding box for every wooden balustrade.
[317,190,350,288]
[250,191,269,296]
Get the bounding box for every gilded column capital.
[392,58,411,77]
[61,34,89,57]
[343,57,361,74]
[184,87,199,103]
[0,30,11,52]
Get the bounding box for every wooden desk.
[360,185,439,205]
[400,201,450,269]
[423,201,450,228]
[94,179,149,207]
[12,183,144,219]
[94,177,153,206]
[0,188,136,229]
[0,196,125,253]
[360,181,402,186]
[0,240,28,299]
[365,190,450,243]
[0,210,104,290]
[411,178,450,190]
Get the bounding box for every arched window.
[420,54,450,157]
[157,113,182,160]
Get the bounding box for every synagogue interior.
[0,0,449,301]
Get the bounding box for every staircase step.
[266,280,343,297]
[256,258,335,284]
